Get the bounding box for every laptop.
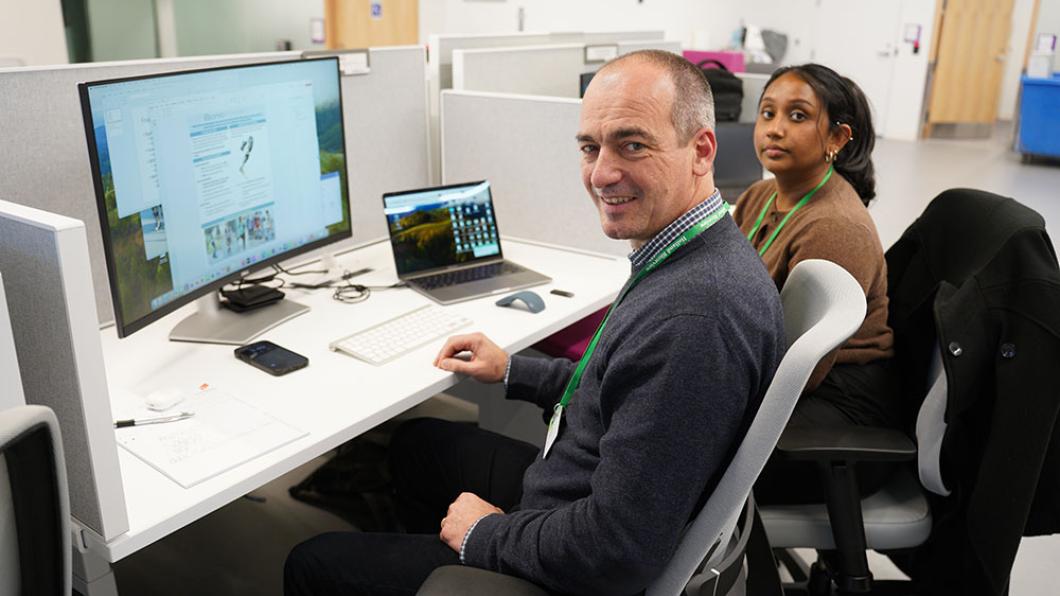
[382,180,551,304]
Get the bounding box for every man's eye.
[624,142,645,153]
[580,145,598,155]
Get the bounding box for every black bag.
[697,59,743,122]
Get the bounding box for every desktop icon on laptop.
[382,180,550,304]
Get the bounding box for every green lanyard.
[745,166,833,256]
[555,202,732,412]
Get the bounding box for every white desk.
[77,237,627,589]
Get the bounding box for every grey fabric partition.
[0,272,26,410]
[452,39,682,99]
[0,46,430,324]
[441,90,627,257]
[0,202,129,540]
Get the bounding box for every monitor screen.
[579,72,596,98]
[382,181,501,276]
[80,58,351,337]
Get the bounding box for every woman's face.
[754,72,844,178]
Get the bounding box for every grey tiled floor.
[109,125,1060,596]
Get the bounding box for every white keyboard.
[329,305,472,365]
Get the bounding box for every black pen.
[114,412,195,428]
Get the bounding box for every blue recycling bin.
[1019,74,1060,159]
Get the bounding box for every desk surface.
[92,238,628,561]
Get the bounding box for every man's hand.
[434,333,509,383]
[439,492,503,553]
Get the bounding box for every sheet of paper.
[115,390,306,488]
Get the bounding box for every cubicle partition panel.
[582,30,665,44]
[0,46,430,324]
[0,272,26,411]
[429,32,554,96]
[441,90,627,257]
[617,39,682,55]
[428,31,666,183]
[452,39,682,99]
[453,44,591,98]
[0,200,129,541]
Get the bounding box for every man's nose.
[589,148,623,189]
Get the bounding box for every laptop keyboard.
[415,262,522,290]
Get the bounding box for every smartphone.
[234,340,309,376]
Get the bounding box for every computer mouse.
[145,387,188,412]
[496,290,546,314]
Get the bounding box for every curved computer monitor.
[78,57,351,343]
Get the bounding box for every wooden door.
[925,0,1015,128]
[324,0,419,49]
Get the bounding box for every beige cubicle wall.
[451,39,682,98]
[0,46,430,325]
[441,89,628,258]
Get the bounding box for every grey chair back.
[648,259,866,595]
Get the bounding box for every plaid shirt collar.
[629,189,724,271]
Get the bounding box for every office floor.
[109,125,1060,596]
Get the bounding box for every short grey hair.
[599,50,716,142]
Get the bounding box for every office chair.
[758,189,1060,595]
[0,404,71,596]
[715,122,763,201]
[417,259,867,596]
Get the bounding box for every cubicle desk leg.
[72,528,120,596]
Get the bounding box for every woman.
[732,64,900,503]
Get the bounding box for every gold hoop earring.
[825,149,837,163]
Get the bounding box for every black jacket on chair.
[885,188,1060,595]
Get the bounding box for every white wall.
[421,0,709,47]
[1036,0,1060,41]
[0,0,67,66]
[1000,0,1038,120]
[692,0,935,141]
[172,0,325,57]
[692,0,815,63]
[88,0,158,61]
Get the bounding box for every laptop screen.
[383,180,501,276]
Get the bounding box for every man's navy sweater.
[464,215,786,595]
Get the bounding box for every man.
[285,50,785,596]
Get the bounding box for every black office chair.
[759,189,1060,595]
[0,404,71,596]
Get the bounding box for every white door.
[810,0,903,137]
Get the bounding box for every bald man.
[285,50,784,596]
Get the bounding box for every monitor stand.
[169,293,309,345]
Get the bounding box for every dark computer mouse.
[495,290,546,314]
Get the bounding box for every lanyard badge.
[543,404,563,458]
[540,202,731,459]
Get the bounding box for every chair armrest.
[417,566,550,596]
[776,426,916,463]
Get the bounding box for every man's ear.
[691,127,717,177]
